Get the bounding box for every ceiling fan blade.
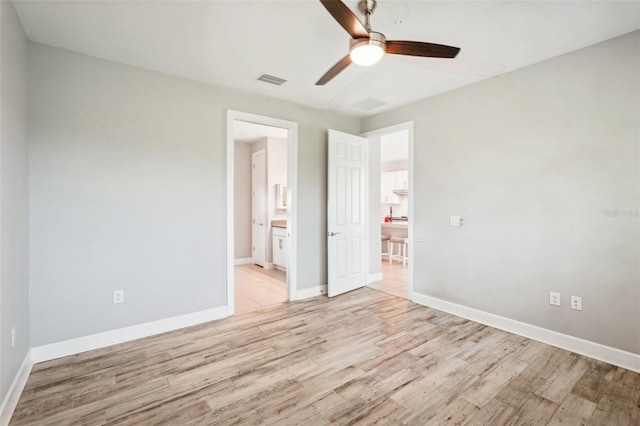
[316,55,352,85]
[319,0,369,39]
[386,40,461,59]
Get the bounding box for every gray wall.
[362,31,640,354]
[0,0,30,400]
[28,43,359,346]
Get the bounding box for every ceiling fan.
[316,0,461,85]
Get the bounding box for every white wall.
[363,31,640,354]
[0,0,30,401]
[233,141,252,259]
[28,43,360,346]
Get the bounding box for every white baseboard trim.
[412,292,640,373]
[234,257,253,265]
[263,263,275,270]
[30,306,228,363]
[0,350,33,426]
[294,284,327,301]
[368,273,383,284]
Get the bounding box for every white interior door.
[252,150,266,266]
[327,129,367,297]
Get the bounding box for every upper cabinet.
[395,170,408,191]
[381,170,408,204]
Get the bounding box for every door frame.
[226,110,298,315]
[361,121,415,301]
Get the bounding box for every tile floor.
[235,263,287,313]
[367,257,408,299]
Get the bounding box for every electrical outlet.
[549,291,560,306]
[113,290,124,304]
[571,296,582,311]
[11,327,16,347]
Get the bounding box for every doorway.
[226,111,298,315]
[363,122,414,301]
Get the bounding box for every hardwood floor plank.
[462,356,529,407]
[547,393,597,426]
[571,359,617,403]
[9,288,640,426]
[504,393,559,426]
[464,398,516,426]
[536,354,589,404]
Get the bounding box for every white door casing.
[226,110,299,315]
[252,150,266,267]
[327,129,368,297]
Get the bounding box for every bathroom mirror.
[276,184,287,209]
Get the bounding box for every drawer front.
[272,227,287,237]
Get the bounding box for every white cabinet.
[381,172,397,204]
[272,227,287,270]
[381,170,408,204]
[395,170,408,190]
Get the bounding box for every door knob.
[328,232,341,237]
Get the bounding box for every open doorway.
[363,122,414,300]
[233,122,288,313]
[226,111,298,316]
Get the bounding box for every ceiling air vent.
[257,74,287,86]
[352,98,386,110]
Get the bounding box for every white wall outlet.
[450,216,463,227]
[549,291,560,306]
[11,327,16,347]
[571,296,582,311]
[113,290,124,304]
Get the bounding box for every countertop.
[381,221,408,229]
[271,220,287,228]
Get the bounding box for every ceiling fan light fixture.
[349,32,386,66]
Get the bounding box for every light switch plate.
[450,216,463,227]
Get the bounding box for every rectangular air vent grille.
[257,74,287,86]
[352,98,386,110]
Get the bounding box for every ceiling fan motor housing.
[350,31,386,52]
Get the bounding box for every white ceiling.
[13,1,640,117]
[233,120,288,143]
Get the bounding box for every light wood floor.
[235,264,287,314]
[10,288,639,425]
[368,259,408,299]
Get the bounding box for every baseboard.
[368,273,383,284]
[263,263,275,270]
[234,257,253,265]
[0,350,33,426]
[30,306,228,363]
[294,284,327,300]
[412,292,640,373]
